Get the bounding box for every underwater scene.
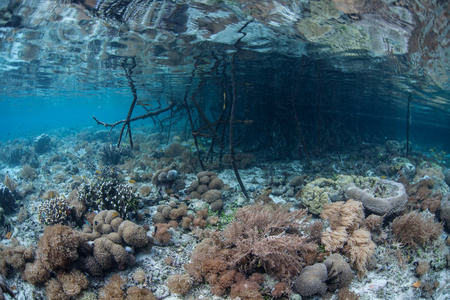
[0,0,449,299]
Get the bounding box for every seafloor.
[0,125,449,300]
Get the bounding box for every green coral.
[299,175,379,214]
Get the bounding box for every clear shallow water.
[0,0,449,152]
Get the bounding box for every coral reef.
[78,177,139,219]
[440,193,450,231]
[98,274,156,300]
[0,183,16,214]
[186,171,225,211]
[34,134,52,154]
[99,144,130,165]
[391,211,443,248]
[0,239,34,277]
[38,196,75,225]
[345,179,407,216]
[151,167,184,195]
[167,274,193,295]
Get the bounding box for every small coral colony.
[0,132,449,299]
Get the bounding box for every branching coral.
[78,177,139,219]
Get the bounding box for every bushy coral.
[99,144,130,165]
[153,223,171,244]
[0,240,34,277]
[391,211,443,248]
[167,274,193,295]
[320,200,375,278]
[37,224,84,272]
[224,204,316,279]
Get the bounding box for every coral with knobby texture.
[167,274,193,295]
[391,211,443,248]
[153,223,171,244]
[0,240,34,277]
[118,220,150,248]
[224,203,316,279]
[187,171,225,211]
[345,179,407,216]
[45,278,69,300]
[346,228,375,278]
[293,263,328,297]
[324,254,354,291]
[37,225,84,272]
[22,260,50,285]
[126,286,157,300]
[98,274,157,300]
[98,274,125,300]
[93,237,134,271]
[56,269,89,297]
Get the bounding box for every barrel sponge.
[293,263,328,297]
[345,179,407,216]
[324,254,354,291]
[118,220,149,248]
[37,224,84,271]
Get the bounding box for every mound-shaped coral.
[324,253,354,291]
[293,263,328,297]
[186,171,225,211]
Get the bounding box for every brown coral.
[224,204,315,279]
[37,225,84,272]
[153,223,171,244]
[346,229,375,278]
[118,220,149,248]
[167,274,193,295]
[391,211,443,248]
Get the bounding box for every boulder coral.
[187,171,225,211]
[293,263,328,297]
